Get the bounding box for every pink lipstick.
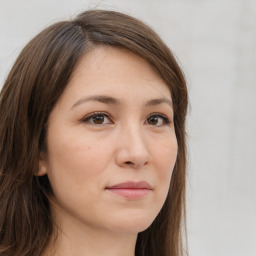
[106,181,152,200]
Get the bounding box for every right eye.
[82,112,112,125]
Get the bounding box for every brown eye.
[82,112,112,125]
[92,115,105,124]
[147,116,159,125]
[146,114,170,126]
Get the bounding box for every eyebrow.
[71,95,120,109]
[71,95,173,109]
[145,98,173,108]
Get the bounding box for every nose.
[115,124,150,169]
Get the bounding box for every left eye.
[82,113,112,125]
[146,114,170,126]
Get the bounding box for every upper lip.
[106,181,152,189]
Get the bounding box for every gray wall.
[1,0,255,255]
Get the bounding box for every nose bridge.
[115,119,150,168]
[125,119,148,148]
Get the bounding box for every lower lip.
[106,188,151,199]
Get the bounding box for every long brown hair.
[0,10,188,256]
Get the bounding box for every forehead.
[60,46,172,106]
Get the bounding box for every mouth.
[105,181,153,200]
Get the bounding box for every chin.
[106,211,156,234]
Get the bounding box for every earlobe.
[38,164,47,176]
[38,152,47,176]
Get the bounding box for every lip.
[105,181,153,200]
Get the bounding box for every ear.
[38,152,47,176]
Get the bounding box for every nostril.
[124,161,148,168]
[125,161,133,165]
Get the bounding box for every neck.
[43,206,137,256]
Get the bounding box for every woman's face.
[40,46,177,234]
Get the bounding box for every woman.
[0,10,188,256]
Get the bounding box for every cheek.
[152,135,178,199]
[45,129,111,190]
[154,135,177,177]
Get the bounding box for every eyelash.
[82,112,113,125]
[81,112,171,126]
[147,112,171,126]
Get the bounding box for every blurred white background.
[0,0,255,255]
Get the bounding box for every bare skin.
[40,46,177,256]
